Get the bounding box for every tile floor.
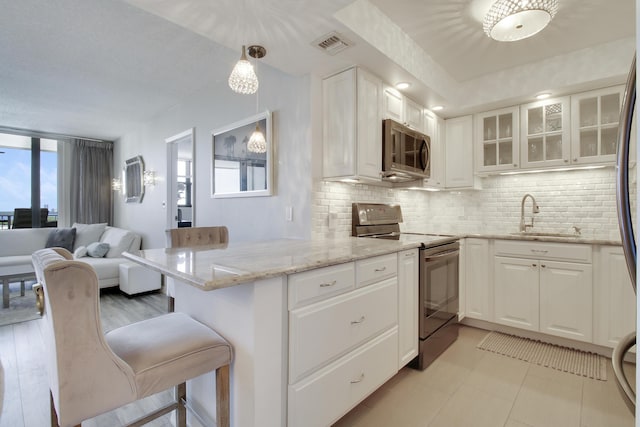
[333,326,636,427]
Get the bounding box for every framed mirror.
[211,111,272,198]
[124,155,145,203]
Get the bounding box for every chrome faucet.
[520,194,540,232]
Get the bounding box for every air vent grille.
[313,31,352,56]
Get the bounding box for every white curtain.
[69,139,113,225]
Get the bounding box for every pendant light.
[247,46,267,153]
[228,45,266,95]
[483,0,559,42]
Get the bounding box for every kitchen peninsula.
[124,237,425,427]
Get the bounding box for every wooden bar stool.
[32,248,232,427]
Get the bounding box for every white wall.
[312,167,627,242]
[113,65,313,249]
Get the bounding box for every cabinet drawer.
[494,240,592,263]
[356,253,397,287]
[289,278,398,383]
[288,328,398,427]
[288,262,355,309]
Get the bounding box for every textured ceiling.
[0,0,635,140]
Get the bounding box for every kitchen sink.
[510,232,581,238]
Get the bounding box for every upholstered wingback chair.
[32,247,232,427]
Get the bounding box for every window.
[0,133,58,228]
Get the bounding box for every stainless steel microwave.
[382,119,431,182]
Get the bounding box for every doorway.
[166,128,194,230]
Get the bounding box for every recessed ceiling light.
[536,93,551,100]
[395,82,411,90]
[432,105,444,111]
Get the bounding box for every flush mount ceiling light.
[395,82,411,90]
[432,105,444,111]
[483,0,559,42]
[228,45,266,94]
[536,92,552,99]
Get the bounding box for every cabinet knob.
[513,164,518,167]
[564,159,569,163]
[541,264,546,268]
[573,158,578,162]
[532,263,537,267]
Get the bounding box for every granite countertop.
[460,232,622,246]
[123,237,425,291]
[123,232,622,292]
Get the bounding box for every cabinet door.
[539,260,593,342]
[445,115,477,188]
[594,246,636,348]
[465,239,491,321]
[322,69,356,178]
[382,87,403,122]
[520,97,571,169]
[404,97,424,132]
[397,249,418,368]
[423,111,443,188]
[475,106,520,173]
[571,86,624,165]
[494,256,539,331]
[356,69,383,179]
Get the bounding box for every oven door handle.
[424,249,459,261]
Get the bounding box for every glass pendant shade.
[483,0,559,42]
[228,45,259,94]
[247,123,267,153]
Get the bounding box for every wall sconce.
[143,170,156,187]
[112,178,122,192]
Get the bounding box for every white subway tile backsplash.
[312,167,629,241]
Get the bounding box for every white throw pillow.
[100,227,136,258]
[73,223,107,250]
[73,246,88,258]
[87,242,110,258]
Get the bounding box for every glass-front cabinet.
[570,86,624,164]
[475,106,519,173]
[520,96,571,169]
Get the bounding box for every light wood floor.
[0,290,174,427]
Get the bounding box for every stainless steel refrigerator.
[614,54,636,413]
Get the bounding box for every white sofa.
[0,224,156,307]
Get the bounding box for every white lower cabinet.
[464,238,491,321]
[398,249,418,368]
[493,240,593,343]
[593,246,636,348]
[539,260,592,342]
[494,256,540,331]
[288,252,409,426]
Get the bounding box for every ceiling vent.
[313,32,352,56]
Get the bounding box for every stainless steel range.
[352,203,459,370]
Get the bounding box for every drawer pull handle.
[350,316,366,325]
[531,249,549,254]
[374,267,387,272]
[541,264,546,268]
[350,373,365,384]
[319,280,337,288]
[532,263,537,267]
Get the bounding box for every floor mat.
[477,331,607,380]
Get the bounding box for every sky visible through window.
[0,145,57,213]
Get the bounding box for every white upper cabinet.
[322,67,382,182]
[445,115,480,189]
[571,86,624,164]
[475,106,520,173]
[520,96,571,169]
[423,110,443,188]
[382,87,424,132]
